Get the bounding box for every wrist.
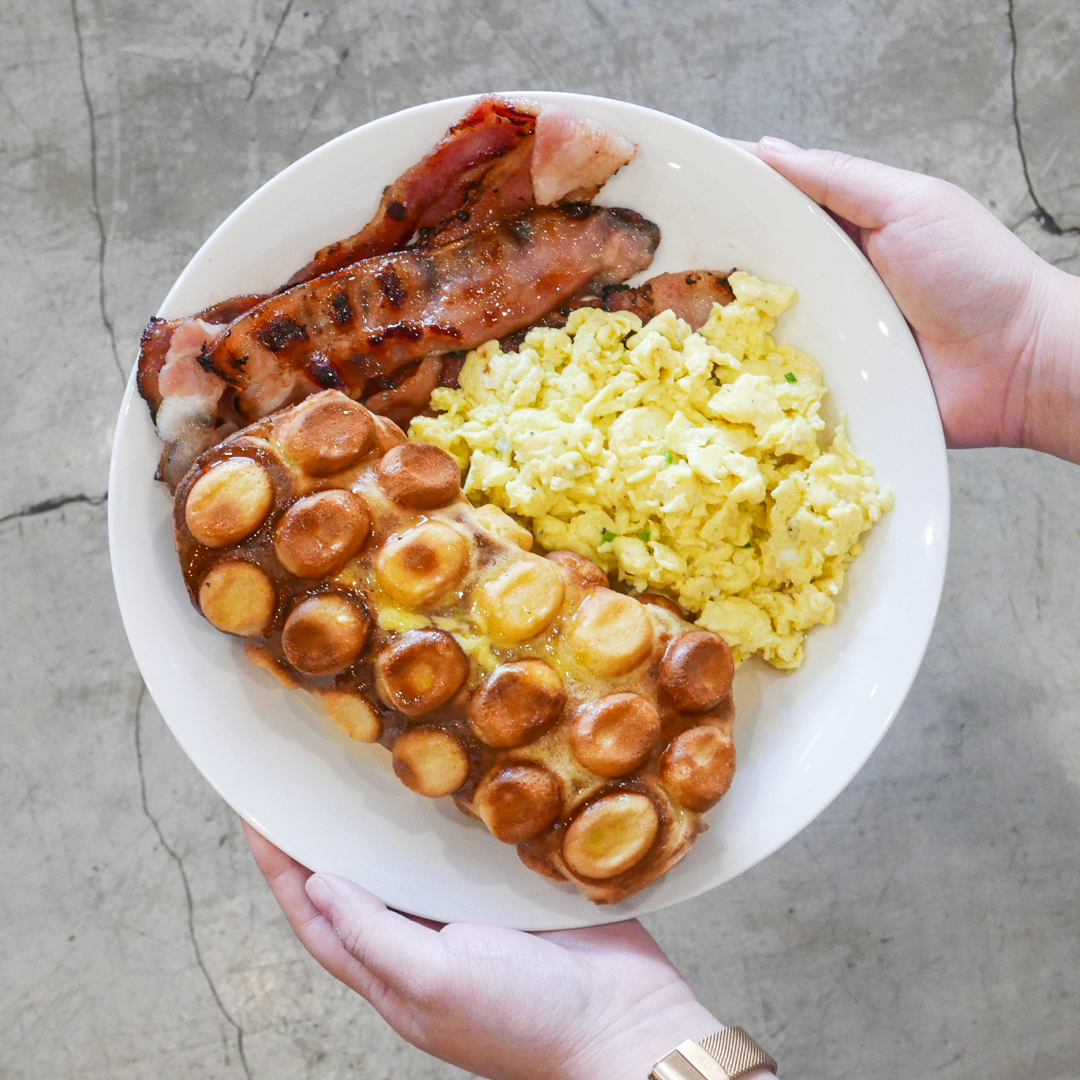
[563,999,723,1080]
[1015,266,1080,463]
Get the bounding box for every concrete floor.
[2,0,1079,1076]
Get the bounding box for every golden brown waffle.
[173,389,737,904]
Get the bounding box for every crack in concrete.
[134,687,254,1080]
[581,0,608,30]
[1007,0,1080,237]
[246,0,295,102]
[0,492,107,528]
[293,45,350,152]
[70,0,123,380]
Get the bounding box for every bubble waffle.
[173,389,737,904]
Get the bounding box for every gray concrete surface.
[2,0,1078,1077]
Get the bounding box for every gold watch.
[650,1028,777,1080]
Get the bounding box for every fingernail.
[759,136,802,155]
[305,874,337,915]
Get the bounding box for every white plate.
[109,92,949,930]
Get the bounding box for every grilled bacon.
[202,204,660,423]
[418,104,636,249]
[284,96,538,286]
[602,269,736,327]
[285,97,635,285]
[138,97,643,487]
[498,270,736,353]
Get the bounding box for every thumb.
[305,873,448,999]
[755,137,941,231]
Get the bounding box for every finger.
[724,137,760,155]
[244,819,311,891]
[755,137,938,231]
[824,207,866,250]
[398,911,446,932]
[242,821,384,1000]
[306,873,449,1000]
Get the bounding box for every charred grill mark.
[196,345,242,374]
[386,200,407,222]
[376,266,408,309]
[257,316,309,352]
[368,322,423,347]
[365,357,421,393]
[331,291,355,326]
[509,216,534,245]
[560,202,595,220]
[608,207,661,248]
[366,321,465,348]
[383,323,424,342]
[306,353,346,389]
[426,324,463,339]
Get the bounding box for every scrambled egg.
[410,272,892,669]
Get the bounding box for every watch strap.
[651,1027,777,1080]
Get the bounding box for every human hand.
[748,137,1080,464]
[244,822,723,1080]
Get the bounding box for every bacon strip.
[417,138,537,248]
[284,98,637,285]
[420,105,636,249]
[498,270,736,353]
[284,96,538,287]
[141,319,239,488]
[138,99,645,487]
[363,355,445,429]
[203,204,660,423]
[137,295,266,419]
[140,99,539,424]
[602,270,736,328]
[531,105,637,205]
